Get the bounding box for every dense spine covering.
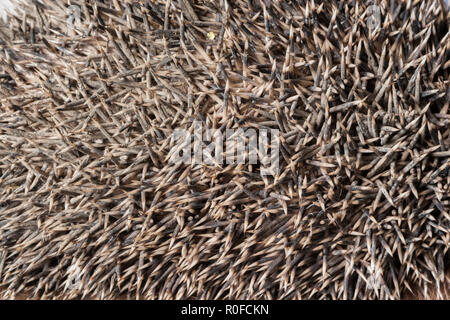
[0,0,448,299]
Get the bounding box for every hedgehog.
[0,0,448,300]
